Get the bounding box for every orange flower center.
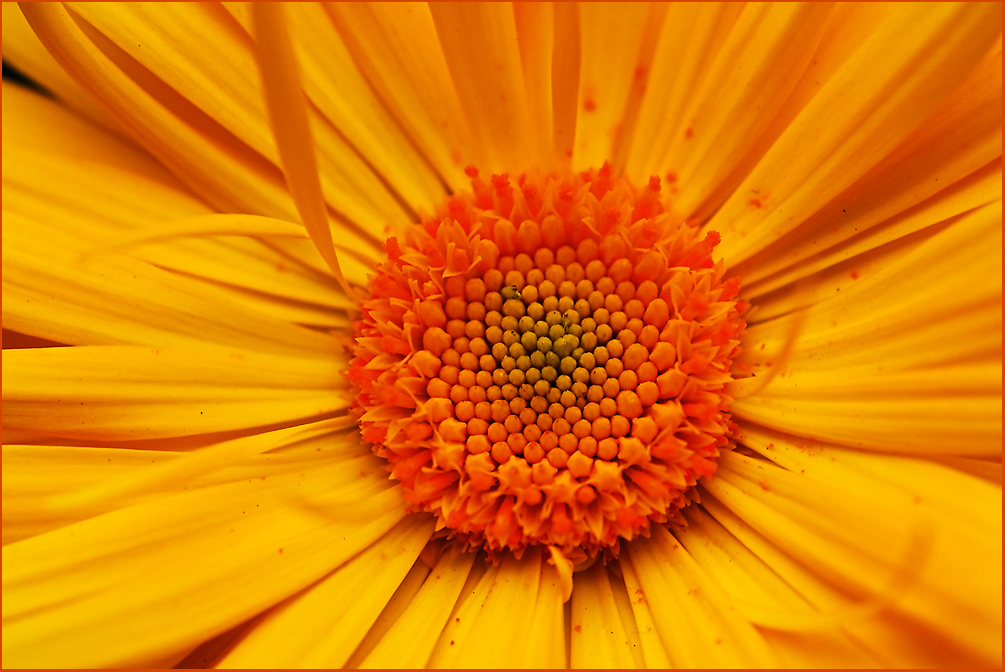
[349,164,746,560]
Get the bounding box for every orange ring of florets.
[349,164,746,560]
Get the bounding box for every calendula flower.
[2,2,1001,668]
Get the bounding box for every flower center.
[349,164,746,560]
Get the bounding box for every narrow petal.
[428,548,567,668]
[679,506,884,667]
[252,3,356,299]
[618,557,673,668]
[2,346,348,441]
[744,159,1002,300]
[67,2,415,239]
[1,208,342,354]
[624,526,777,667]
[21,2,383,262]
[624,2,745,181]
[672,3,899,222]
[701,424,1002,667]
[428,3,533,171]
[572,2,661,172]
[1,3,123,136]
[2,449,406,668]
[21,2,296,220]
[513,2,555,165]
[708,3,1001,265]
[3,82,363,309]
[651,3,837,216]
[357,550,477,668]
[325,2,474,192]
[570,562,639,668]
[216,514,435,668]
[345,556,432,668]
[283,2,447,217]
[2,420,354,544]
[733,202,1002,455]
[739,43,1002,286]
[550,2,581,166]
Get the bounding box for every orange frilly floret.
[349,164,746,561]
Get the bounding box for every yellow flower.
[2,2,1001,668]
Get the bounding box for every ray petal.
[2,346,348,441]
[570,562,639,668]
[358,550,477,668]
[428,2,533,172]
[216,514,435,668]
[1,451,406,668]
[707,3,1001,265]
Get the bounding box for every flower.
[2,2,1001,668]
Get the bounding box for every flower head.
[2,2,1001,668]
[350,166,746,560]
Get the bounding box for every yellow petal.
[513,2,555,165]
[325,2,473,192]
[744,159,1002,300]
[739,43,1002,287]
[733,202,1002,456]
[2,85,346,352]
[2,452,406,668]
[521,560,568,669]
[428,547,567,668]
[357,550,477,668]
[252,2,357,300]
[570,562,640,668]
[3,445,179,545]
[66,1,278,162]
[624,2,746,181]
[345,555,432,668]
[617,556,673,668]
[428,3,533,172]
[21,2,292,219]
[2,345,348,441]
[284,2,448,218]
[675,2,900,223]
[2,420,357,544]
[1,2,123,136]
[709,3,1002,265]
[624,526,777,667]
[216,514,434,668]
[3,83,364,305]
[652,3,837,216]
[679,505,883,667]
[550,2,581,166]
[701,425,1002,667]
[572,2,660,172]
[21,2,383,261]
[2,208,345,353]
[68,2,414,238]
